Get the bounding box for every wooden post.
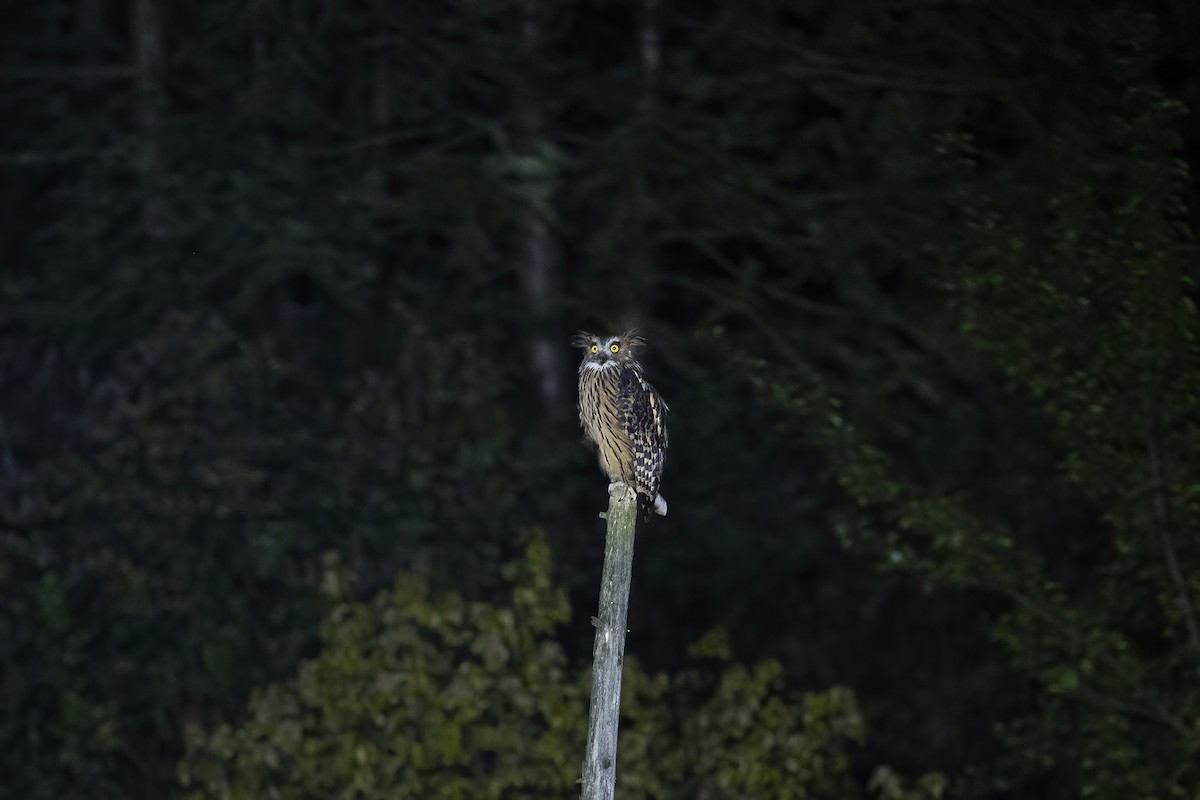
[580,486,639,800]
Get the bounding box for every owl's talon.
[607,481,628,497]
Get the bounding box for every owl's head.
[571,330,644,369]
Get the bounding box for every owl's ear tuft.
[618,329,646,353]
[571,331,597,348]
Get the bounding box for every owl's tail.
[639,492,668,522]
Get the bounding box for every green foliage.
[745,8,1200,799]
[617,629,872,800]
[181,536,940,800]
[180,535,581,800]
[0,305,525,798]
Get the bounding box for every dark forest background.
[2,1,1199,798]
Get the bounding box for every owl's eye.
[590,344,599,353]
[610,344,620,353]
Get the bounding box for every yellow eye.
[610,344,620,353]
[590,344,599,353]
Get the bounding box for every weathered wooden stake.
[580,486,639,800]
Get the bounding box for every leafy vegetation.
[180,536,942,800]
[745,8,1200,797]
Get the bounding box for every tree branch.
[1144,412,1200,659]
[1067,688,1190,738]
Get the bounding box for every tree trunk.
[78,0,106,61]
[580,487,639,800]
[131,0,167,243]
[367,40,391,211]
[516,0,564,418]
[638,0,659,116]
[617,0,661,333]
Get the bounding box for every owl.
[572,330,669,520]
